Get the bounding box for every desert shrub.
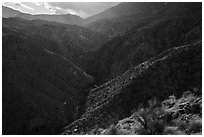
[177,120,188,131]
[116,129,129,135]
[163,126,183,135]
[163,112,173,124]
[89,125,99,135]
[148,119,165,134]
[135,118,165,135]
[173,113,202,134]
[162,95,176,108]
[186,120,202,134]
[104,124,118,135]
[176,130,186,135]
[100,90,202,135]
[133,99,166,135]
[136,127,150,135]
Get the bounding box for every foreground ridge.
[63,40,201,134]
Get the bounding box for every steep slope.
[83,2,163,25]
[2,26,93,134]
[88,90,202,135]
[3,17,107,67]
[2,6,84,25]
[63,41,202,134]
[86,2,201,37]
[89,14,201,83]
[2,5,21,17]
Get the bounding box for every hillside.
[2,5,21,17]
[2,26,93,134]
[3,17,107,67]
[63,41,202,134]
[2,6,84,25]
[88,90,202,135]
[83,2,163,25]
[88,13,201,84]
[2,2,202,135]
[85,2,201,37]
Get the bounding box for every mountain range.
[2,2,202,135]
[2,6,84,25]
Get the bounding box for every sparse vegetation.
[88,90,202,135]
[3,2,202,135]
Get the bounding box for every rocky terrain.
[84,2,202,84]
[63,41,202,134]
[2,2,202,135]
[91,16,201,83]
[88,90,202,135]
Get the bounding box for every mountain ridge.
[2,25,94,134]
[63,40,202,134]
[2,6,84,25]
[3,17,108,68]
[2,2,202,135]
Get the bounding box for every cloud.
[49,2,119,13]
[32,2,90,17]
[33,2,44,6]
[47,2,119,17]
[53,6,91,18]
[3,2,120,18]
[20,2,34,11]
[3,2,34,11]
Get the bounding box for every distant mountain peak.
[2,6,84,25]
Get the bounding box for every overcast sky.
[3,2,120,18]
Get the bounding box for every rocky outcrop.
[87,90,202,135]
[63,41,202,134]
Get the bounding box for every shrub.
[133,99,166,135]
[177,120,188,131]
[104,124,118,135]
[116,129,129,135]
[186,120,202,134]
[136,127,150,135]
[89,125,99,135]
[98,90,202,135]
[164,126,178,135]
[148,119,165,134]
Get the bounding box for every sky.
[2,2,120,18]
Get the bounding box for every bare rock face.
[63,41,201,134]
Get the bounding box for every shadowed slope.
[2,26,93,134]
[3,17,108,68]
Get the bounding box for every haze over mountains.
[2,6,84,25]
[2,2,202,135]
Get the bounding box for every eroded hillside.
[2,2,202,135]
[63,41,202,134]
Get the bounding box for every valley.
[2,2,202,135]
